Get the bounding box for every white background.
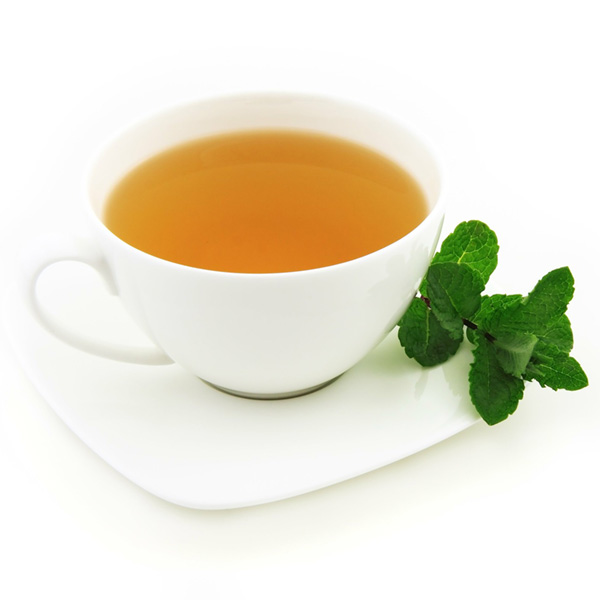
[1,1,599,598]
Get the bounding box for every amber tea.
[103,130,428,273]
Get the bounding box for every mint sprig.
[398,220,588,425]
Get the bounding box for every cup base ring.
[201,375,342,400]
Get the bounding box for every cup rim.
[84,91,446,279]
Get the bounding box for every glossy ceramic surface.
[20,93,446,397]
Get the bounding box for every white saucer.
[4,279,480,509]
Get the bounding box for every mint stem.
[419,295,431,309]
[420,295,496,342]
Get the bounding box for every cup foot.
[201,375,342,400]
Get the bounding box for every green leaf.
[472,294,524,337]
[474,294,523,324]
[524,342,589,391]
[398,297,462,367]
[426,262,485,340]
[487,268,575,339]
[431,220,499,285]
[537,314,573,353]
[494,331,538,377]
[469,333,525,425]
[527,267,574,324]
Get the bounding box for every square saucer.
[4,285,479,509]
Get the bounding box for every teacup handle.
[19,233,174,365]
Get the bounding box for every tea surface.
[103,130,428,273]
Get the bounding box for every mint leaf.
[524,342,589,391]
[473,294,523,330]
[486,268,575,339]
[426,262,485,340]
[538,314,573,353]
[469,333,525,425]
[431,220,499,285]
[527,267,574,324]
[494,332,538,377]
[398,297,462,367]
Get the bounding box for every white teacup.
[21,93,445,399]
